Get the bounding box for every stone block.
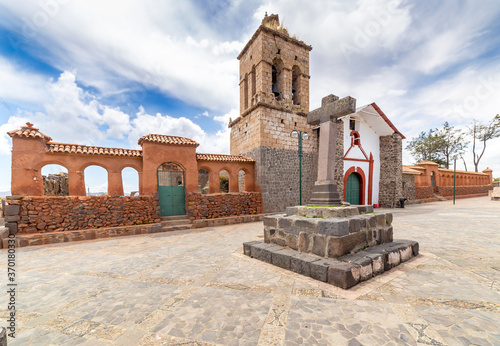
[357,205,373,213]
[251,243,282,263]
[384,248,401,270]
[263,215,279,227]
[271,238,287,246]
[286,234,298,250]
[271,248,296,270]
[4,205,20,216]
[327,262,361,289]
[366,215,376,228]
[278,216,294,228]
[283,227,300,235]
[366,253,385,275]
[286,206,299,216]
[385,213,393,226]
[298,232,311,253]
[4,215,20,222]
[327,232,367,258]
[322,208,340,218]
[400,246,413,262]
[243,241,261,256]
[5,222,17,235]
[311,234,327,257]
[375,214,386,227]
[290,253,320,277]
[311,259,340,282]
[318,219,349,236]
[348,217,361,233]
[382,227,393,243]
[295,218,319,233]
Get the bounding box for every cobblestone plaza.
[1,196,499,345]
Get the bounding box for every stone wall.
[415,186,435,199]
[186,192,263,219]
[4,195,160,234]
[335,119,345,198]
[243,146,318,213]
[379,133,403,207]
[437,185,493,197]
[402,174,416,200]
[43,172,69,196]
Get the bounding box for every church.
[229,13,404,212]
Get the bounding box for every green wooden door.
[346,173,360,205]
[158,170,185,216]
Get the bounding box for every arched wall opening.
[292,65,301,105]
[41,164,69,196]
[84,165,108,196]
[220,169,229,193]
[122,167,139,196]
[198,168,209,194]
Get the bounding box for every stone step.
[160,219,191,227]
[161,215,189,221]
[161,225,192,232]
[0,218,4,227]
[244,239,419,290]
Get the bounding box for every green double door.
[345,173,361,205]
[157,170,186,216]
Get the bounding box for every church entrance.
[157,163,186,216]
[345,172,361,205]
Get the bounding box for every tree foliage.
[469,114,500,172]
[406,122,468,168]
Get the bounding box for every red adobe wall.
[186,192,263,219]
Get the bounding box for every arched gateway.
[157,163,185,216]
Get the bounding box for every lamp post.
[291,130,309,205]
[453,157,457,205]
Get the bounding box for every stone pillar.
[229,171,239,192]
[209,171,220,194]
[108,171,124,196]
[68,170,86,196]
[379,133,403,207]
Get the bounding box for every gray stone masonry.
[249,204,419,289]
[244,238,419,289]
[264,205,391,259]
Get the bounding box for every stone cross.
[307,94,356,205]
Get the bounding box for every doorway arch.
[157,162,186,216]
[344,167,366,205]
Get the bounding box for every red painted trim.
[371,102,406,139]
[344,130,369,161]
[344,158,370,162]
[344,166,366,205]
[368,153,374,205]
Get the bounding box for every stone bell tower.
[229,13,318,212]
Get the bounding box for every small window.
[281,119,284,124]
[349,119,356,131]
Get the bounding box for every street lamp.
[291,130,309,205]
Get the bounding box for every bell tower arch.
[229,13,317,212]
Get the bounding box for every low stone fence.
[186,192,263,220]
[4,195,160,235]
[436,185,493,197]
[415,186,435,199]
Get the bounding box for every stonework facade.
[378,133,403,207]
[230,14,317,212]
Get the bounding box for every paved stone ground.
[0,196,499,345]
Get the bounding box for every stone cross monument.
[307,94,356,205]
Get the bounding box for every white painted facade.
[341,104,397,205]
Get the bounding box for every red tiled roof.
[7,123,52,142]
[370,103,406,139]
[138,134,199,146]
[47,142,143,157]
[403,166,422,175]
[196,153,255,162]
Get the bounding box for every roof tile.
[138,134,199,146]
[47,142,142,157]
[196,153,255,162]
[7,123,52,142]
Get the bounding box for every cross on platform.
[307,94,356,205]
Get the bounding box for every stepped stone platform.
[244,205,419,289]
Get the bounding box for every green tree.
[469,114,500,172]
[406,128,447,167]
[436,122,469,169]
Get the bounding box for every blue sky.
[0,0,499,194]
